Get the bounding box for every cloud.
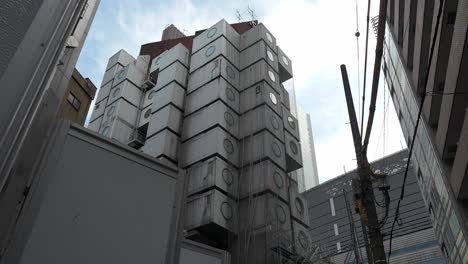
[77,0,406,187]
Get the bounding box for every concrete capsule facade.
[88,19,311,263]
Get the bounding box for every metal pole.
[340,65,387,264]
[343,189,362,264]
[362,0,388,156]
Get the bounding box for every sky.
[77,0,406,188]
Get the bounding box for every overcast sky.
[77,0,406,188]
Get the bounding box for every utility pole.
[343,189,362,264]
[340,65,387,264]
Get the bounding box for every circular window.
[102,126,110,136]
[207,27,217,38]
[117,69,125,80]
[276,205,286,224]
[144,108,152,119]
[112,87,121,98]
[153,57,162,66]
[298,231,310,249]
[224,112,234,126]
[271,116,280,130]
[273,172,284,189]
[226,66,235,79]
[267,50,274,62]
[269,92,278,105]
[271,142,281,157]
[268,70,276,83]
[295,197,304,215]
[107,106,116,116]
[266,32,273,43]
[226,87,235,101]
[282,55,289,66]
[290,140,298,154]
[223,139,234,154]
[222,168,233,185]
[287,116,296,129]
[205,45,216,57]
[148,90,156,100]
[220,202,233,220]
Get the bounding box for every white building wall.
[297,105,320,190]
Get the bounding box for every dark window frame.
[67,92,81,111]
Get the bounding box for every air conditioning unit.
[127,130,146,149]
[141,78,155,90]
[140,70,158,90]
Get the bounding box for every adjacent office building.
[303,150,444,263]
[284,81,320,191]
[58,68,97,125]
[383,1,468,263]
[88,20,312,263]
[297,105,320,190]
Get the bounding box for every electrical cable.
[383,79,387,157]
[387,0,445,262]
[377,188,390,229]
[355,0,362,128]
[373,79,391,158]
[426,91,468,96]
[360,0,372,136]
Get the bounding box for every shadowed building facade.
[303,150,444,263]
[383,0,468,263]
[0,0,100,256]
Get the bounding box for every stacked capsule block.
[141,43,190,165]
[182,20,241,245]
[89,50,150,145]
[89,20,310,263]
[235,23,311,263]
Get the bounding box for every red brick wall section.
[139,36,194,60]
[139,21,257,60]
[195,21,257,36]
[230,21,257,34]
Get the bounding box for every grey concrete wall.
[1,122,183,264]
[0,0,99,255]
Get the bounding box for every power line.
[373,79,391,158]
[360,0,372,136]
[387,0,445,262]
[383,78,387,157]
[425,91,468,96]
[355,0,362,128]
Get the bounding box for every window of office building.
[67,92,81,111]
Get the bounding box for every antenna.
[179,27,188,35]
[247,5,257,26]
[235,9,242,22]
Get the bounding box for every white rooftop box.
[192,19,240,54]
